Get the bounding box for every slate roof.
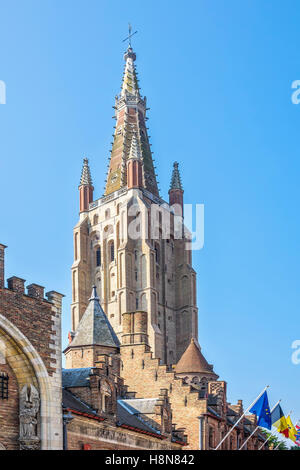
[62,368,93,388]
[120,398,159,415]
[62,388,97,415]
[69,287,120,349]
[117,400,161,435]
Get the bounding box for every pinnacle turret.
[79,158,94,212]
[80,158,93,186]
[169,162,183,191]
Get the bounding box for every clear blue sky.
[1,0,299,435]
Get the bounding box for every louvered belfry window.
[0,373,8,399]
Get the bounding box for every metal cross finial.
[123,23,137,47]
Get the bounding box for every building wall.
[71,188,197,364]
[0,361,19,450]
[67,415,182,450]
[0,253,64,450]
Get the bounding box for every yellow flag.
[286,415,297,442]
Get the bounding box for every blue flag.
[249,391,272,429]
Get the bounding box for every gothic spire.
[170,162,183,191]
[80,158,93,186]
[104,47,158,197]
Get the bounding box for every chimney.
[0,244,7,289]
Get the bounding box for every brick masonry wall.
[0,362,19,450]
[67,416,182,450]
[0,288,56,377]
[120,344,207,449]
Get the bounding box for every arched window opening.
[105,209,110,219]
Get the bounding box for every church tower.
[70,45,198,365]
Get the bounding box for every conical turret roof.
[79,158,93,186]
[169,162,183,191]
[175,338,217,377]
[69,286,120,349]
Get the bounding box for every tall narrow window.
[155,243,160,264]
[96,247,101,267]
[110,242,115,262]
[0,373,8,399]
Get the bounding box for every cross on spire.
[123,23,138,48]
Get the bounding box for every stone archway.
[0,314,56,450]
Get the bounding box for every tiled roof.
[69,287,120,349]
[175,338,218,377]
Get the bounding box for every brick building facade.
[0,244,63,450]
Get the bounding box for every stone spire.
[169,162,183,191]
[169,162,184,210]
[69,286,120,350]
[79,158,94,213]
[80,158,93,186]
[105,47,158,197]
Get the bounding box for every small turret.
[79,158,94,213]
[169,162,184,212]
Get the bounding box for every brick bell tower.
[69,45,198,366]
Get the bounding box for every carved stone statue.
[19,384,40,450]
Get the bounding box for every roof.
[175,338,218,377]
[69,287,120,349]
[62,388,97,415]
[80,158,93,186]
[120,398,159,415]
[169,162,183,191]
[117,400,161,436]
[62,368,93,388]
[105,46,159,197]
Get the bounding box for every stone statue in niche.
[19,384,40,450]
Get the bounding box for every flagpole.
[238,400,281,451]
[274,441,282,450]
[214,385,270,450]
[238,426,258,451]
[258,429,275,450]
